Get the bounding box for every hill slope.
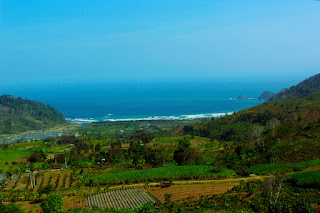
[0,95,66,134]
[269,73,320,102]
[257,91,274,101]
[184,74,320,168]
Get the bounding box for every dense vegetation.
[87,166,235,186]
[270,73,320,102]
[289,169,320,188]
[0,94,66,134]
[184,92,320,175]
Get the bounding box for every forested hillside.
[0,95,66,134]
[184,91,320,172]
[270,73,320,102]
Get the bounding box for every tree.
[260,175,284,211]
[252,124,264,146]
[129,142,148,165]
[173,138,201,166]
[94,143,101,152]
[41,194,63,213]
[132,130,153,144]
[177,138,191,150]
[29,150,47,162]
[266,118,281,137]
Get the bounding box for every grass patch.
[288,169,320,188]
[248,159,320,175]
[0,150,30,162]
[87,165,235,186]
[0,164,11,172]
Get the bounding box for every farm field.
[88,166,235,186]
[147,183,236,203]
[2,170,73,192]
[85,188,157,209]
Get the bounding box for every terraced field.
[147,183,236,203]
[85,188,156,209]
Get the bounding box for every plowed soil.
[147,183,236,203]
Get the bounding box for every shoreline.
[66,111,235,123]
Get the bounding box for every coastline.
[66,111,235,123]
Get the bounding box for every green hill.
[269,73,320,102]
[0,95,66,134]
[184,74,320,169]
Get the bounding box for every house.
[51,165,62,170]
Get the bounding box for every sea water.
[1,81,267,122]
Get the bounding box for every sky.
[1,0,320,86]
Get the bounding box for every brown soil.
[57,173,65,190]
[65,174,71,188]
[33,176,43,192]
[15,174,28,190]
[147,183,236,203]
[63,199,86,211]
[4,177,19,190]
[50,173,59,187]
[42,173,51,188]
[173,126,184,135]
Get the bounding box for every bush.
[41,194,64,213]
[288,169,320,188]
[248,159,320,175]
[0,203,22,213]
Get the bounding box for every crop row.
[247,159,320,175]
[87,166,235,186]
[85,188,156,209]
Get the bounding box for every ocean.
[1,81,266,122]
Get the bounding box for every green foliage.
[270,73,320,102]
[29,150,47,162]
[248,159,320,175]
[0,150,30,163]
[289,169,320,188]
[173,138,202,166]
[41,194,64,213]
[0,94,66,134]
[39,184,54,196]
[0,203,23,213]
[132,130,153,144]
[86,166,235,186]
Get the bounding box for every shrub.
[288,169,320,188]
[41,194,64,213]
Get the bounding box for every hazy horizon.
[1,1,320,85]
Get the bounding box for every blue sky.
[1,0,320,86]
